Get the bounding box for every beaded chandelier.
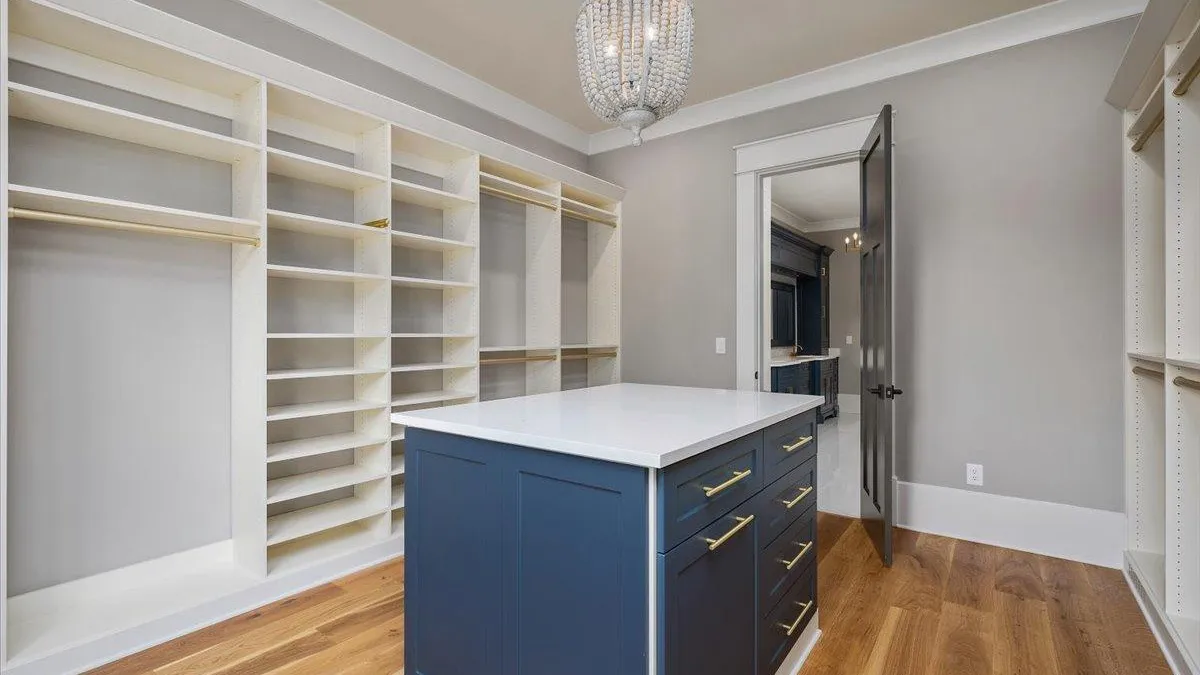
[576,0,695,146]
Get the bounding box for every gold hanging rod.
[1132,111,1164,153]
[1133,366,1164,380]
[8,207,261,247]
[561,207,618,226]
[1176,56,1200,96]
[480,354,559,365]
[562,351,618,361]
[1174,375,1200,392]
[479,184,558,211]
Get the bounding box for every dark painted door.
[860,105,899,567]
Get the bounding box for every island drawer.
[754,457,817,549]
[658,432,764,552]
[758,562,817,675]
[758,503,816,615]
[762,408,817,484]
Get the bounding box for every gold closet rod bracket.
[1133,366,1165,380]
[479,184,558,211]
[8,207,261,247]
[1174,375,1200,392]
[1176,55,1200,97]
[1132,112,1164,153]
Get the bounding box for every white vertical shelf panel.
[1126,109,1166,357]
[587,204,622,386]
[1,0,9,662]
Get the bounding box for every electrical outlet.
[846,335,854,345]
[715,337,726,355]
[966,463,984,487]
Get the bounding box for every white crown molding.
[804,217,860,233]
[769,202,809,231]
[232,0,593,154]
[590,0,1146,154]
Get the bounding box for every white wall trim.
[838,394,861,415]
[896,481,1126,568]
[777,615,821,675]
[590,0,1145,154]
[770,202,810,231]
[233,0,593,154]
[804,217,860,233]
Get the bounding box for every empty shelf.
[392,179,476,210]
[268,83,385,136]
[9,185,260,238]
[392,332,476,339]
[391,362,476,373]
[266,497,388,546]
[391,275,475,290]
[391,390,476,407]
[267,520,385,576]
[268,264,388,283]
[479,172,559,208]
[9,83,260,164]
[267,464,387,504]
[391,455,406,476]
[266,366,388,381]
[267,210,389,239]
[268,333,389,340]
[266,399,387,421]
[1168,357,1200,371]
[267,148,387,191]
[391,427,406,442]
[561,196,618,224]
[391,229,474,251]
[268,431,389,463]
[392,484,406,510]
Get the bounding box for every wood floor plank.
[929,603,993,675]
[945,539,998,612]
[995,548,1046,601]
[816,512,854,564]
[993,593,1060,675]
[889,532,955,613]
[273,616,404,675]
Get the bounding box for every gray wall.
[590,20,1131,512]
[135,0,588,170]
[805,229,861,395]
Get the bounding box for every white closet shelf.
[391,275,475,290]
[561,196,618,224]
[267,431,389,464]
[267,209,388,239]
[391,229,474,252]
[1169,19,1200,95]
[267,521,394,577]
[480,156,555,191]
[8,83,260,164]
[392,332,476,339]
[8,185,260,238]
[267,464,387,504]
[268,333,389,340]
[481,345,558,353]
[392,484,406,510]
[266,496,388,546]
[267,148,387,191]
[267,83,385,136]
[391,455,406,476]
[391,362,476,373]
[392,125,475,164]
[392,428,406,441]
[266,366,389,381]
[1128,77,1165,142]
[1129,351,1167,363]
[1167,357,1200,371]
[267,264,388,284]
[480,171,558,203]
[11,0,260,99]
[391,390,476,407]
[266,398,388,422]
[391,179,476,210]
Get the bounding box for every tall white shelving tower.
[0,0,624,672]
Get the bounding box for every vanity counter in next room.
[394,383,825,675]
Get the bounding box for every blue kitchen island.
[393,383,824,675]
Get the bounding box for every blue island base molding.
[396,384,826,675]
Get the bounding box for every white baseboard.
[1125,554,1196,675]
[895,481,1124,568]
[838,394,860,414]
[6,537,405,675]
[776,611,821,675]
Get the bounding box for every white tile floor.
[817,412,861,518]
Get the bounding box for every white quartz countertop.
[770,355,839,368]
[392,383,823,469]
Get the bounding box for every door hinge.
[755,371,759,380]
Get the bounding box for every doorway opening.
[766,162,862,519]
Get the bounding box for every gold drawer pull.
[702,469,752,498]
[703,515,755,551]
[782,436,814,453]
[780,541,813,570]
[779,601,814,636]
[782,486,813,509]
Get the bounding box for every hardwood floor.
[92,513,1166,675]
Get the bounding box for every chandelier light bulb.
[576,0,695,147]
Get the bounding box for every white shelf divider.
[267,264,388,284]
[266,366,388,381]
[266,497,388,546]
[265,399,388,422]
[267,465,387,504]
[267,431,389,464]
[391,229,474,252]
[267,209,388,239]
[267,147,387,192]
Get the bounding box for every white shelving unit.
[0,0,622,672]
[1115,5,1200,673]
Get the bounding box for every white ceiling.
[771,163,859,226]
[320,0,1053,133]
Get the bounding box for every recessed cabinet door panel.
[661,508,759,675]
[658,433,763,552]
[406,431,504,675]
